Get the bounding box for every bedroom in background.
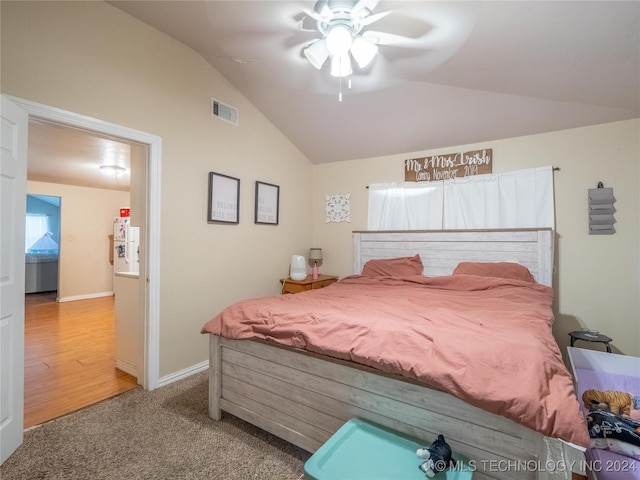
[24,194,60,303]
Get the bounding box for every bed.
[25,252,59,293]
[202,229,588,480]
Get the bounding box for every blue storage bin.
[304,418,474,480]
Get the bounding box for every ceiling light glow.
[100,165,127,178]
[302,1,384,79]
[326,25,353,56]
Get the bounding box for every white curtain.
[367,166,555,230]
[443,166,555,229]
[442,174,500,229]
[367,182,443,230]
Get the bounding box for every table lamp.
[309,248,323,280]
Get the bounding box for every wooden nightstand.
[280,274,338,294]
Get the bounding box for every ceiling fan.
[301,0,395,78]
[292,1,481,97]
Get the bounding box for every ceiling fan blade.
[359,10,392,26]
[300,15,318,31]
[306,0,334,20]
[351,0,380,20]
[302,7,325,22]
[362,30,415,47]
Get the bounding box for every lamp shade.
[308,248,323,267]
[325,24,353,56]
[304,39,330,69]
[351,37,378,68]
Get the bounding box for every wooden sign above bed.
[404,149,492,182]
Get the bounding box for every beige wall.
[27,181,130,300]
[3,2,313,377]
[4,2,637,382]
[313,119,640,357]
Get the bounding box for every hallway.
[24,294,138,428]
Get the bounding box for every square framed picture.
[208,172,240,224]
[254,181,279,225]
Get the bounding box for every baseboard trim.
[158,360,209,388]
[115,360,138,379]
[58,292,113,303]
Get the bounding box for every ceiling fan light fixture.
[302,0,388,82]
[330,52,352,77]
[350,36,378,68]
[325,24,353,56]
[304,39,330,69]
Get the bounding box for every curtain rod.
[365,167,560,188]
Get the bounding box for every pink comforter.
[201,274,590,446]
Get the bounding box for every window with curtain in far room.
[25,214,48,252]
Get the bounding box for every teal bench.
[304,418,474,480]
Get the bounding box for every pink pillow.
[361,254,423,277]
[452,262,535,283]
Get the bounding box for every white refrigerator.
[113,217,140,273]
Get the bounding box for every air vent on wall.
[211,98,239,126]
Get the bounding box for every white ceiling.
[28,1,640,188]
[108,0,639,164]
[28,118,134,191]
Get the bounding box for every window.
[25,214,48,252]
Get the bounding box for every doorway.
[11,95,161,393]
[24,124,139,426]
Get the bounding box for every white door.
[0,95,28,464]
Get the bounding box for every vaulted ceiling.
[108,0,639,164]
[28,1,640,190]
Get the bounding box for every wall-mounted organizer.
[588,182,615,235]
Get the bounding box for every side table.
[280,274,338,294]
[568,330,612,353]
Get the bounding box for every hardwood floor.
[24,293,138,428]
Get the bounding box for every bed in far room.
[25,231,59,294]
[201,228,589,480]
[25,252,59,294]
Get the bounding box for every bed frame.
[208,229,583,480]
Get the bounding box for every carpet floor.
[1,371,311,479]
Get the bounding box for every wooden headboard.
[352,228,554,287]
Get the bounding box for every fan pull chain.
[338,75,353,102]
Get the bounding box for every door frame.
[9,95,161,390]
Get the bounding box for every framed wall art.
[325,193,351,223]
[254,181,279,225]
[208,172,240,224]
